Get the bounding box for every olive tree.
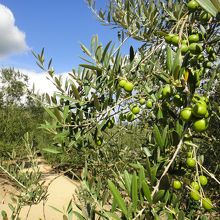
[34,0,220,219]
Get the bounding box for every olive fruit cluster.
[173,152,213,210]
[138,97,153,109]
[189,176,213,210]
[186,0,215,77]
[165,31,204,56]
[119,79,134,93]
[165,34,180,46]
[124,103,140,122]
[187,0,212,24]
[165,1,215,88]
[185,152,213,210]
[180,95,209,132]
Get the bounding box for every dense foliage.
[0,68,47,157]
[31,0,220,219]
[1,0,220,219]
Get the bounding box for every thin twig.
[133,207,145,220]
[151,137,184,196]
[130,42,164,73]
[0,165,26,189]
[197,162,220,185]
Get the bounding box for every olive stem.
[185,140,220,185]
[151,137,184,197]
[0,164,26,189]
[197,162,220,185]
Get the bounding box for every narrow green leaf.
[142,180,152,204]
[145,156,155,184]
[80,43,92,56]
[93,94,101,110]
[43,148,61,154]
[80,64,102,72]
[112,49,121,71]
[123,170,132,195]
[175,120,183,137]
[131,173,138,211]
[67,199,73,219]
[138,166,145,191]
[143,147,152,157]
[101,41,112,63]
[70,80,81,100]
[44,107,58,122]
[153,125,164,148]
[73,211,86,220]
[163,190,170,203]
[95,45,102,62]
[211,0,220,12]
[111,197,118,213]
[91,35,98,54]
[153,190,165,203]
[178,210,185,220]
[152,211,160,220]
[40,47,45,57]
[196,0,218,16]
[79,56,94,64]
[48,58,53,69]
[172,48,182,80]
[53,108,63,123]
[166,46,173,73]
[63,105,69,122]
[162,125,169,147]
[108,180,128,216]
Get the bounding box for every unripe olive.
[189,43,203,55]
[187,0,199,11]
[188,34,199,43]
[200,11,212,22]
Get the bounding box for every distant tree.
[0,68,46,156]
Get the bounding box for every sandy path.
[0,162,81,220]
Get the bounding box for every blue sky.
[0,0,140,74]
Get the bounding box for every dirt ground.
[0,161,81,220]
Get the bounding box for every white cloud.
[15,68,69,95]
[0,4,29,58]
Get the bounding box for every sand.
[0,161,81,220]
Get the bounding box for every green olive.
[189,43,203,55]
[180,107,192,122]
[181,44,189,54]
[165,34,175,44]
[162,85,172,98]
[171,35,179,46]
[188,34,199,43]
[187,0,199,11]
[200,11,212,22]
[193,118,208,132]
